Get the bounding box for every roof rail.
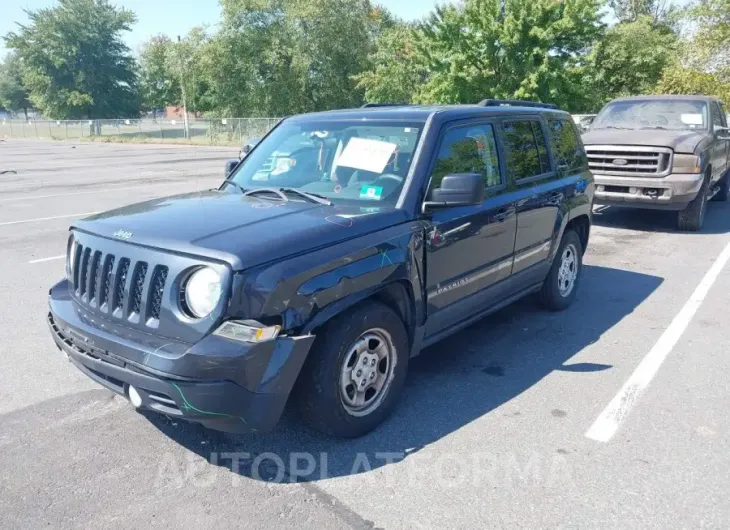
[360,103,414,108]
[478,99,558,110]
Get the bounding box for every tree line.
[0,0,728,120]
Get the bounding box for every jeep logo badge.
[113,229,133,241]
[612,158,628,166]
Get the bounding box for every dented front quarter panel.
[226,218,427,335]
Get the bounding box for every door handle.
[493,208,510,222]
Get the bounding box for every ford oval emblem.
[113,229,133,241]
[612,158,629,166]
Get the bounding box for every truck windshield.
[592,100,709,131]
[228,120,424,205]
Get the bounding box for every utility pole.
[177,35,190,139]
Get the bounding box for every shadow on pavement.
[147,264,663,482]
[593,200,730,234]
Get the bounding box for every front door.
[710,101,729,183]
[423,120,517,338]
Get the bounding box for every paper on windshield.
[337,137,397,173]
[681,113,704,125]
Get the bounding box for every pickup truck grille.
[71,244,168,325]
[585,145,672,177]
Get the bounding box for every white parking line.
[586,239,730,443]
[0,183,171,203]
[0,212,98,227]
[29,255,65,264]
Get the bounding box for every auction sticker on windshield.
[681,113,704,125]
[338,137,398,173]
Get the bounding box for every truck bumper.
[48,279,315,433]
[593,172,704,210]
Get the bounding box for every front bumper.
[48,279,315,433]
[593,172,704,210]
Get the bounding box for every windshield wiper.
[279,187,332,205]
[242,187,332,205]
[597,125,632,130]
[223,179,247,193]
[640,126,669,130]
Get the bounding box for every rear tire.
[540,229,583,311]
[294,301,409,438]
[677,175,709,231]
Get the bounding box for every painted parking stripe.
[29,255,66,264]
[0,212,98,227]
[586,239,730,442]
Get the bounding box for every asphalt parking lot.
[1,139,729,529]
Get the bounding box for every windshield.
[592,100,709,131]
[228,120,424,205]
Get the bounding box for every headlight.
[66,237,77,279]
[183,267,222,318]
[673,154,702,174]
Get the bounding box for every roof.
[610,94,723,104]
[288,104,570,123]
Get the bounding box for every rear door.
[500,117,566,276]
[423,119,517,337]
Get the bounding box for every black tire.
[294,301,409,438]
[677,175,709,231]
[539,229,583,311]
[711,170,729,202]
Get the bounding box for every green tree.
[138,35,179,111]
[684,0,730,77]
[0,53,31,119]
[656,63,730,105]
[587,16,677,108]
[608,0,675,23]
[353,22,428,104]
[412,0,604,111]
[4,0,139,119]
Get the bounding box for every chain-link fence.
[0,117,281,145]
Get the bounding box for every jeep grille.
[71,247,168,326]
[584,145,672,177]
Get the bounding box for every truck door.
[422,120,517,338]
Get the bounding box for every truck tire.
[539,229,583,311]
[677,175,709,231]
[711,170,729,202]
[294,301,409,438]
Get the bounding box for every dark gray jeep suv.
[583,95,730,231]
[48,100,593,437]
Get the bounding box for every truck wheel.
[294,301,409,438]
[711,171,729,202]
[539,229,583,311]
[677,176,709,231]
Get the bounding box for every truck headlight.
[66,237,77,279]
[183,267,222,318]
[673,154,702,174]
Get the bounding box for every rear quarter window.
[547,119,588,172]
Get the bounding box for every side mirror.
[240,144,254,158]
[225,159,239,176]
[714,126,730,141]
[423,173,485,211]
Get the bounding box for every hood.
[582,128,709,154]
[72,190,408,271]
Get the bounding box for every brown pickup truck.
[582,95,730,231]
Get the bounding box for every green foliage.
[587,16,677,109]
[353,22,428,104]
[4,0,139,119]
[656,64,730,105]
[412,0,604,111]
[138,35,179,111]
[0,53,31,118]
[684,0,730,77]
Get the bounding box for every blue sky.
[0,0,443,58]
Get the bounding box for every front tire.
[294,301,409,438]
[540,229,583,311]
[678,176,709,231]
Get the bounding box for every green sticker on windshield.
[360,185,383,200]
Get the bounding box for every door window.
[548,119,588,171]
[429,124,502,193]
[711,102,724,129]
[502,120,549,180]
